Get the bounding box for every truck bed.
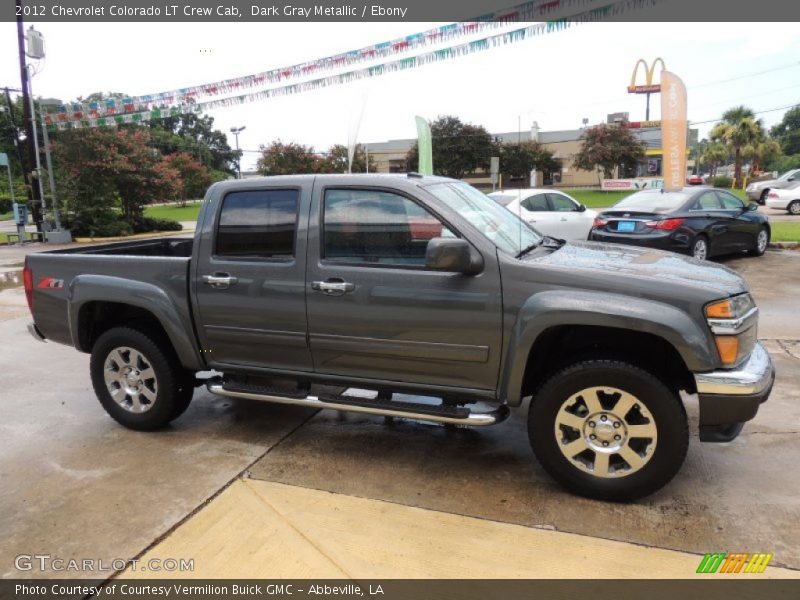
[26,237,196,351]
[46,237,193,257]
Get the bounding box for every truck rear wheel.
[90,326,191,431]
[528,360,688,502]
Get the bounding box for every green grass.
[563,189,633,209]
[0,211,12,221]
[769,222,800,242]
[144,201,202,222]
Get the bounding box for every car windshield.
[426,182,541,256]
[613,191,689,213]
[779,170,799,181]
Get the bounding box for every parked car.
[590,187,770,260]
[488,188,596,240]
[687,174,704,186]
[746,168,800,204]
[765,181,800,215]
[25,174,774,502]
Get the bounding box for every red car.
[687,174,704,185]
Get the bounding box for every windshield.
[779,170,799,181]
[426,182,541,256]
[489,194,516,206]
[613,191,689,212]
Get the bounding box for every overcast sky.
[1,20,798,170]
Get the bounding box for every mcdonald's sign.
[696,552,773,574]
[628,58,666,94]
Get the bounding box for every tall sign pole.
[16,0,43,232]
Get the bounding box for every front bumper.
[27,321,46,343]
[694,341,774,442]
[746,188,762,201]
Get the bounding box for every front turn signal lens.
[714,336,740,366]
[706,299,734,319]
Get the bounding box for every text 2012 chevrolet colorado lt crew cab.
[24,174,775,501]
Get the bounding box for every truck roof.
[209,172,457,194]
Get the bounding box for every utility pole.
[16,1,43,232]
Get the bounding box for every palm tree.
[710,106,765,187]
[700,142,729,177]
[743,137,782,176]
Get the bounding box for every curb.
[769,242,799,249]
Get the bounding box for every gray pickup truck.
[24,174,774,501]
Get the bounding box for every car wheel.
[749,226,770,257]
[90,326,189,431]
[691,235,709,260]
[528,360,688,502]
[788,200,800,216]
[759,190,769,205]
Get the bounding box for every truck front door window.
[323,189,453,267]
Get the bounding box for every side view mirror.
[747,202,759,212]
[425,238,483,275]
[577,203,587,213]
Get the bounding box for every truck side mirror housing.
[425,238,483,275]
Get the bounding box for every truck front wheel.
[528,360,688,502]
[90,327,191,431]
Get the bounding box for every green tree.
[709,106,765,187]
[163,151,212,205]
[53,127,181,236]
[699,142,729,177]
[406,116,497,179]
[573,124,646,179]
[150,111,239,175]
[770,105,800,156]
[321,144,375,173]
[500,141,561,183]
[256,140,321,175]
[743,137,782,175]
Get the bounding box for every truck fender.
[67,274,203,371]
[499,290,715,406]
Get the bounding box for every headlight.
[705,294,758,367]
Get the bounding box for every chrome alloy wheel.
[103,346,158,413]
[692,238,708,260]
[757,229,769,253]
[554,387,658,478]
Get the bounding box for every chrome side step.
[206,383,509,427]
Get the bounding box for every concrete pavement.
[0,250,798,579]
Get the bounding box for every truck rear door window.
[216,189,298,258]
[323,189,453,266]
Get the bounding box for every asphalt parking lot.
[1,247,799,579]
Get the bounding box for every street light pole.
[230,126,245,179]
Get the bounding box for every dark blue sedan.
[589,187,770,260]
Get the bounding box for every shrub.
[0,198,12,214]
[64,211,133,237]
[712,176,733,188]
[132,216,183,233]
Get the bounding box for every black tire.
[171,374,196,420]
[788,200,800,216]
[528,360,688,502]
[90,326,189,431]
[748,226,769,257]
[690,234,709,260]
[759,189,769,205]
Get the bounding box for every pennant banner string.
[50,0,658,130]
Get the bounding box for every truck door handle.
[311,279,355,296]
[202,273,238,289]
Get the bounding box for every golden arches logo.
[628,58,666,93]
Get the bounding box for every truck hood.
[524,240,748,297]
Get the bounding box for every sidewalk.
[122,478,798,579]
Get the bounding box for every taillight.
[645,218,685,231]
[23,265,33,314]
[593,216,607,228]
[768,191,779,198]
